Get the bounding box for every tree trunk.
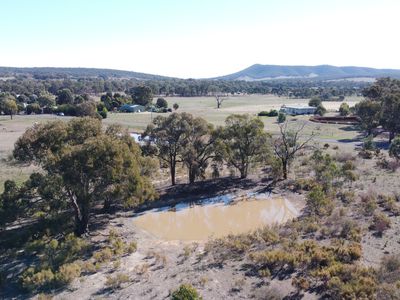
[239,165,248,179]
[282,161,288,180]
[170,162,176,186]
[103,197,111,212]
[75,215,89,236]
[74,198,90,236]
[188,166,196,184]
[10,114,13,120]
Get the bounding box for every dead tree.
[215,95,227,109]
[273,121,315,179]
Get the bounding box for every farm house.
[279,105,317,115]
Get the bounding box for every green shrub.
[171,284,202,300]
[98,110,107,119]
[306,185,333,216]
[277,112,286,123]
[362,136,376,151]
[112,238,125,255]
[339,103,350,116]
[315,104,327,116]
[21,268,55,291]
[249,250,297,273]
[389,136,400,161]
[93,247,113,263]
[258,109,278,117]
[309,97,322,107]
[324,265,377,299]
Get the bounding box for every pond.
[133,194,299,241]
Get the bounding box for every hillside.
[0,67,172,80]
[215,64,400,81]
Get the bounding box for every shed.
[119,104,146,113]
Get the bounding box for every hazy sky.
[1,0,400,78]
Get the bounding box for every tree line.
[142,112,311,184]
[0,76,366,99]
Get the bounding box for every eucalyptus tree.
[217,114,270,179]
[12,118,156,235]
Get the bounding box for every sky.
[1,0,400,78]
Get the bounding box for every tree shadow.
[136,177,259,213]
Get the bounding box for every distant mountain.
[0,67,173,80]
[215,64,400,81]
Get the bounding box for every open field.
[105,95,363,139]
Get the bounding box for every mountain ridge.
[215,64,400,81]
[2,64,400,81]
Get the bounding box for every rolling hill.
[0,67,173,80]
[215,64,400,81]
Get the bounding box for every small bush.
[93,247,113,263]
[340,220,362,242]
[126,241,137,254]
[360,192,377,216]
[324,264,377,299]
[257,226,280,245]
[381,195,400,216]
[342,160,356,171]
[277,112,286,123]
[337,190,355,205]
[370,213,391,236]
[292,276,310,291]
[306,185,333,216]
[258,109,278,117]
[81,261,96,274]
[171,284,202,300]
[105,273,130,290]
[362,136,376,151]
[112,238,125,255]
[55,262,81,285]
[182,245,194,259]
[21,268,55,291]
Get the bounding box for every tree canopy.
[130,85,153,106]
[12,118,156,235]
[217,114,270,178]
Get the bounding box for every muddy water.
[133,196,298,240]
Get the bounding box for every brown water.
[133,196,298,241]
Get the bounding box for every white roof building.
[279,105,317,115]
